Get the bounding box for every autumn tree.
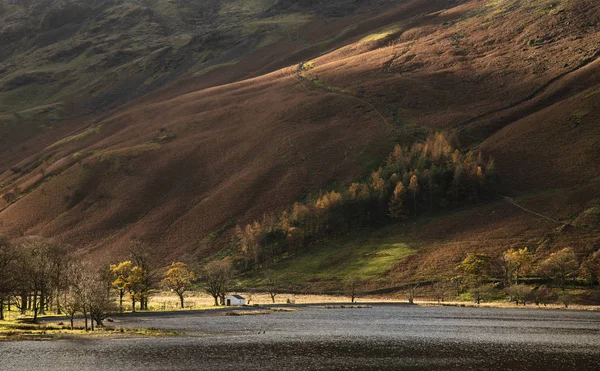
[501,247,532,286]
[110,260,132,313]
[539,248,579,291]
[457,253,491,304]
[202,259,234,306]
[578,251,600,286]
[388,181,408,220]
[162,262,197,309]
[457,253,491,284]
[408,175,419,215]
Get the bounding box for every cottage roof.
[230,294,245,300]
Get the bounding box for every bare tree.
[432,280,451,303]
[19,236,55,321]
[344,276,363,303]
[202,259,234,306]
[264,270,280,304]
[0,236,19,320]
[128,241,158,310]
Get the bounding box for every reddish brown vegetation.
[0,0,599,274]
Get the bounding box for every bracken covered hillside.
[0,0,599,276]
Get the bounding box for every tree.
[501,247,532,286]
[19,236,55,321]
[60,288,80,330]
[539,248,579,291]
[202,259,234,306]
[406,284,419,304]
[162,262,197,309]
[457,253,491,285]
[578,251,600,286]
[344,276,363,303]
[128,242,157,311]
[263,270,279,304]
[388,181,408,220]
[86,269,116,329]
[110,260,132,313]
[0,236,19,320]
[505,284,532,305]
[458,253,491,304]
[469,283,496,305]
[408,175,419,215]
[432,280,451,303]
[127,266,145,312]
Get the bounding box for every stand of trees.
[0,235,115,330]
[449,246,598,307]
[233,133,497,270]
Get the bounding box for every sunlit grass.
[241,226,418,287]
[0,318,177,341]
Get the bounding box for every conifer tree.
[388,182,408,220]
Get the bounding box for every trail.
[501,195,566,226]
[296,62,391,130]
[455,49,600,135]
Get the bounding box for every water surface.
[2,305,599,370]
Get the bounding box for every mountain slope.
[0,0,599,274]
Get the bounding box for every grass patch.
[0,319,177,341]
[225,310,271,316]
[267,307,296,312]
[317,305,373,309]
[359,24,403,43]
[241,225,418,288]
[47,125,102,149]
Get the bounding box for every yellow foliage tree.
[162,262,197,309]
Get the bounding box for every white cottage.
[225,294,245,306]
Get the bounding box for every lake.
[2,305,599,370]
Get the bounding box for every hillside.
[0,0,599,285]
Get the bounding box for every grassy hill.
[0,0,599,288]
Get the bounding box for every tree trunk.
[39,288,46,315]
[132,297,136,313]
[0,297,4,320]
[21,293,27,314]
[119,291,124,313]
[33,291,38,322]
[70,314,74,330]
[84,311,89,331]
[179,294,184,309]
[213,295,219,306]
[55,290,61,314]
[91,315,95,331]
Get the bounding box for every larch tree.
[162,262,197,309]
[408,175,419,215]
[388,181,408,220]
